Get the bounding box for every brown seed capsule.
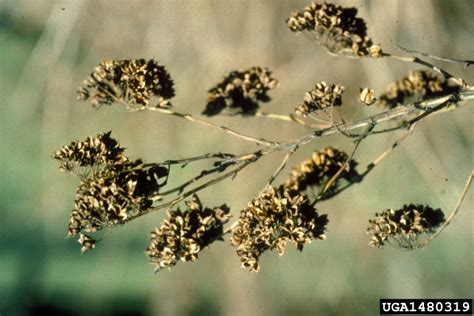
[359,88,376,106]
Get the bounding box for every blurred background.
[0,0,472,315]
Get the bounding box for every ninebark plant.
[53,2,473,273]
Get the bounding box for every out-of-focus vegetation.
[0,1,472,315]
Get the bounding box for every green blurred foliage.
[0,0,472,315]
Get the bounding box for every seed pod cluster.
[77,59,175,108]
[54,132,169,251]
[295,82,345,115]
[53,131,126,173]
[286,2,381,57]
[146,195,231,272]
[285,147,359,199]
[367,204,445,249]
[378,70,457,108]
[203,67,278,116]
[231,185,328,272]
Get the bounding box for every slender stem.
[161,152,235,166]
[143,107,279,146]
[396,46,474,68]
[159,166,225,196]
[131,160,254,220]
[366,124,416,171]
[319,126,368,197]
[316,125,416,200]
[383,52,464,86]
[255,111,293,122]
[271,90,472,155]
[289,114,331,129]
[415,170,473,249]
[87,81,278,147]
[267,145,299,185]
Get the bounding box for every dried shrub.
[52,1,473,273]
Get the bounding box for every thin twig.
[397,46,474,68]
[255,111,293,122]
[383,52,464,86]
[271,89,472,155]
[415,170,473,249]
[135,160,254,219]
[289,114,332,129]
[365,123,416,172]
[267,145,299,185]
[159,165,229,196]
[143,107,279,146]
[317,124,416,200]
[318,124,371,197]
[86,81,278,147]
[161,152,235,166]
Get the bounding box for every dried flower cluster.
[231,185,328,272]
[77,59,175,108]
[53,132,169,251]
[53,131,126,173]
[295,82,345,115]
[202,67,278,116]
[286,2,382,57]
[285,147,359,198]
[367,204,445,249]
[378,70,457,108]
[146,195,231,272]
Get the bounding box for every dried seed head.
[359,87,376,106]
[77,59,175,109]
[68,161,168,239]
[286,2,382,58]
[231,185,328,272]
[367,204,445,249]
[378,70,458,108]
[203,66,278,116]
[54,132,169,251]
[146,195,231,272]
[53,131,126,173]
[285,147,359,198]
[295,82,345,116]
